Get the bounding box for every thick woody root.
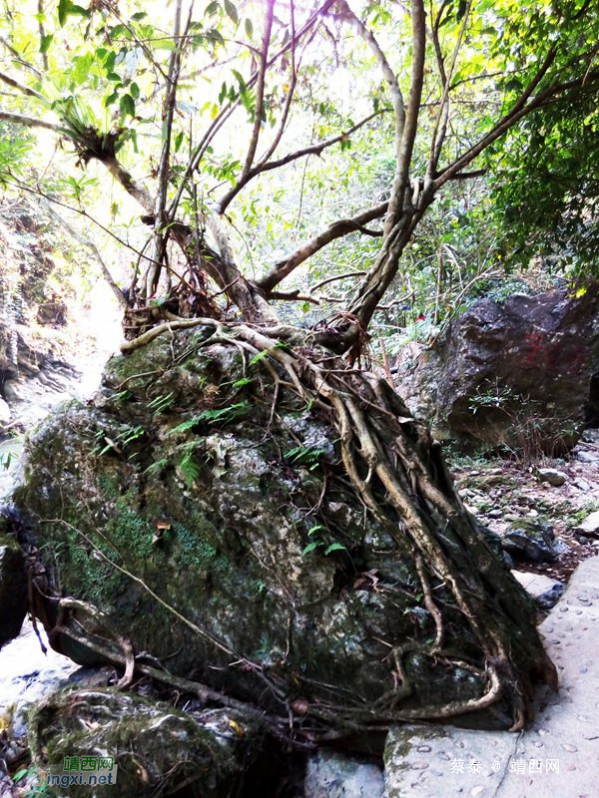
[44,318,554,735]
[122,320,556,729]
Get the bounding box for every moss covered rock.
[12,329,519,728]
[28,688,250,797]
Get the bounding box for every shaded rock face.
[0,529,27,648]
[11,329,528,729]
[399,286,599,452]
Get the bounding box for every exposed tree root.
[32,320,557,742]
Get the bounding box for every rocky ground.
[449,429,599,590]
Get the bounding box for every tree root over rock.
[121,319,557,732]
[35,319,557,744]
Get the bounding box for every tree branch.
[257,202,387,293]
[145,0,184,299]
[0,109,58,131]
[167,0,337,221]
[241,0,276,178]
[0,69,45,101]
[216,109,387,214]
[433,50,582,189]
[338,0,405,160]
[384,0,426,234]
[257,0,298,167]
[428,0,472,178]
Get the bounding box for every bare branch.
[384,0,426,234]
[216,109,387,214]
[167,0,337,221]
[0,109,58,131]
[311,270,367,292]
[257,0,298,167]
[0,70,45,101]
[434,48,561,188]
[37,0,49,72]
[241,0,276,178]
[428,1,472,178]
[145,0,184,298]
[0,37,42,77]
[338,0,405,159]
[40,199,129,311]
[258,202,387,293]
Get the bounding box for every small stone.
[576,510,599,536]
[470,787,485,797]
[487,509,502,518]
[564,764,577,771]
[561,743,578,752]
[576,451,598,463]
[526,509,539,518]
[537,468,567,487]
[411,760,429,770]
[417,745,432,753]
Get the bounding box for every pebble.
[561,743,578,752]
[411,760,428,770]
[417,745,431,753]
[470,787,485,797]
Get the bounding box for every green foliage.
[490,90,599,276]
[284,445,326,471]
[167,402,250,435]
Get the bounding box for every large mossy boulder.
[11,328,536,730]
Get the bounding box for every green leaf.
[324,542,347,555]
[224,0,239,24]
[58,0,71,26]
[120,93,135,118]
[104,90,119,107]
[130,82,140,99]
[205,0,219,15]
[40,33,53,53]
[245,18,253,38]
[302,541,325,556]
[131,11,147,20]
[504,78,524,93]
[249,350,268,365]
[12,769,29,783]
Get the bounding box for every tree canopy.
[1,0,598,349]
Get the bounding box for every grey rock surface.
[512,571,565,611]
[396,286,599,452]
[384,556,599,797]
[537,468,567,487]
[0,619,78,739]
[305,751,384,798]
[576,509,599,536]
